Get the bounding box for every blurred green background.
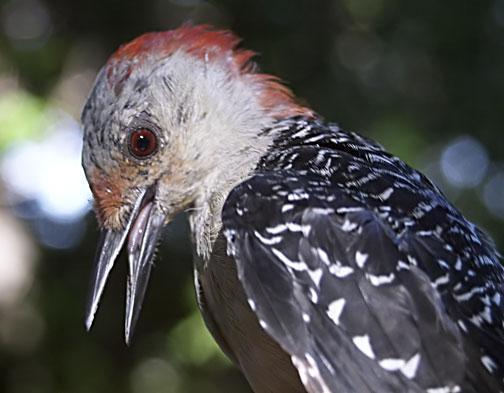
[0,0,503,392]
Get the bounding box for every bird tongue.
[124,193,165,344]
[127,201,153,253]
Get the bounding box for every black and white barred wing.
[222,172,503,393]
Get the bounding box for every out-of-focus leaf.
[0,91,48,151]
[167,310,230,367]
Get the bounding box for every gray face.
[82,62,170,213]
[81,59,174,344]
[82,56,206,232]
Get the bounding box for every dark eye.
[129,129,157,158]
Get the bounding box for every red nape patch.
[106,24,314,118]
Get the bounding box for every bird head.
[81,24,312,343]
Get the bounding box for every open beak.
[85,185,166,344]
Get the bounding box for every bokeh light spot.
[1,118,92,222]
[483,171,504,220]
[0,210,35,307]
[334,31,382,74]
[0,303,44,353]
[0,91,47,151]
[168,0,202,6]
[167,310,230,367]
[1,0,52,47]
[131,358,181,393]
[493,0,504,26]
[440,136,489,189]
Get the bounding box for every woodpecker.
[81,25,504,393]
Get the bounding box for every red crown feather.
[106,24,313,118]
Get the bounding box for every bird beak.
[85,185,166,344]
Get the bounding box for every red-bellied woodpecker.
[81,25,504,393]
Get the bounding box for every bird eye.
[129,129,157,158]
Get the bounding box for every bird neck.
[187,116,309,262]
[188,132,272,262]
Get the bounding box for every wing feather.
[222,171,503,393]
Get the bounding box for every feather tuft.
[105,24,313,118]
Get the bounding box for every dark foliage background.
[0,0,503,392]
